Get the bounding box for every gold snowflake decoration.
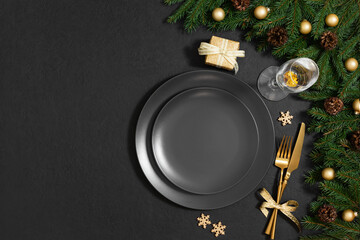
[211,221,226,237]
[278,111,293,126]
[197,213,211,229]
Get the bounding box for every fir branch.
[299,90,333,101]
[312,0,330,39]
[164,0,184,5]
[273,36,305,56]
[313,52,331,90]
[334,0,355,33]
[339,67,360,98]
[331,222,360,234]
[184,0,208,31]
[300,0,317,20]
[273,0,291,11]
[167,0,197,24]
[289,0,299,35]
[308,107,329,120]
[321,182,358,207]
[337,171,360,182]
[296,45,321,59]
[300,234,338,240]
[302,216,330,231]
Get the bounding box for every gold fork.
[264,136,293,237]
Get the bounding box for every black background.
[0,1,318,239]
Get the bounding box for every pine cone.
[318,204,337,223]
[324,97,344,115]
[349,131,360,151]
[321,31,338,50]
[267,26,288,47]
[231,0,250,11]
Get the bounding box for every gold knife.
[269,122,306,239]
[280,122,305,197]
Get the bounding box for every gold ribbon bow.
[198,42,245,74]
[259,188,301,231]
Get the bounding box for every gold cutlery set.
[261,122,306,239]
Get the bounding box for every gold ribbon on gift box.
[198,37,245,74]
[259,188,301,231]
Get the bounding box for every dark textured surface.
[0,1,317,239]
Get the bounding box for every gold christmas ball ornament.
[353,98,360,115]
[325,14,339,27]
[300,20,312,34]
[342,209,357,222]
[212,8,225,22]
[254,6,268,19]
[345,58,358,72]
[321,167,335,181]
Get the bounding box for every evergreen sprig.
[165,0,360,239]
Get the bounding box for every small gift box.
[198,36,245,73]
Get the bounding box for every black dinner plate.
[135,70,275,209]
[152,87,259,195]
